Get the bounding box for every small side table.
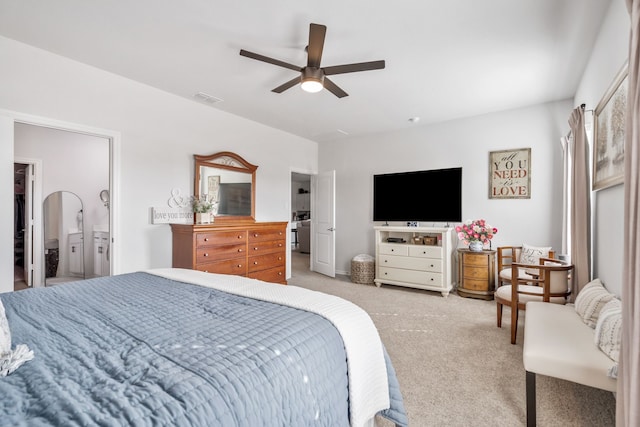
[457,248,496,300]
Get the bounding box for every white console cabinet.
[374,226,455,297]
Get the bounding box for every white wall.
[573,0,628,297]
[14,123,110,281]
[320,100,572,275]
[0,35,318,293]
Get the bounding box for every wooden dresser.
[170,222,287,284]
[457,248,496,300]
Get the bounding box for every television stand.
[373,226,455,297]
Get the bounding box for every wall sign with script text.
[489,148,531,199]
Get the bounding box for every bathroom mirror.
[194,151,257,223]
[43,191,85,285]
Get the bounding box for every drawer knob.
[237,264,242,268]
[204,238,209,242]
[384,272,388,276]
[391,249,395,252]
[254,247,258,251]
[384,260,388,263]
[203,253,209,257]
[430,278,434,281]
[254,233,259,237]
[254,261,258,265]
[238,249,243,253]
[278,243,283,247]
[237,235,242,239]
[278,272,282,275]
[278,256,282,260]
[430,264,434,267]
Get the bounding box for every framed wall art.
[489,148,531,199]
[593,62,628,191]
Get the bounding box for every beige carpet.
[289,251,616,427]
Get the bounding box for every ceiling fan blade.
[307,23,326,69]
[323,77,348,98]
[272,76,301,93]
[323,60,386,76]
[239,49,301,72]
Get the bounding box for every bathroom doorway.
[13,123,112,290]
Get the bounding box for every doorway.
[13,122,113,290]
[291,172,311,274]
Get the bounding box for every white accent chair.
[496,257,573,344]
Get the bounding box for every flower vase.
[195,212,212,225]
[468,241,483,252]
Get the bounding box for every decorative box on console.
[423,236,437,246]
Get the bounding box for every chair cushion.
[520,243,552,274]
[495,285,567,304]
[499,267,534,283]
[594,298,622,363]
[574,279,614,328]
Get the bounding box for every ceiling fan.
[239,23,385,98]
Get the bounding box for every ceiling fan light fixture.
[300,68,324,93]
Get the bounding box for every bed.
[0,268,407,427]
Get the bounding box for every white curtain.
[568,107,591,298]
[560,133,572,257]
[619,1,640,425]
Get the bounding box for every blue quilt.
[0,273,407,426]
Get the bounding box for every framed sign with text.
[489,148,531,199]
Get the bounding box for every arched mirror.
[43,191,85,285]
[194,151,257,224]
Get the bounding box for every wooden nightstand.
[457,249,496,300]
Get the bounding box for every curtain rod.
[580,103,594,113]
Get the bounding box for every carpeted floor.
[288,251,616,427]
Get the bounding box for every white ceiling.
[0,0,611,143]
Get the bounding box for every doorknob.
[328,227,335,232]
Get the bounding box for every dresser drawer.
[248,251,286,273]
[408,245,442,258]
[463,265,489,280]
[461,278,491,291]
[196,244,245,263]
[379,266,443,287]
[248,228,286,243]
[249,239,286,254]
[248,265,287,284]
[195,258,246,275]
[462,252,490,267]
[379,244,409,256]
[196,231,246,247]
[379,255,442,273]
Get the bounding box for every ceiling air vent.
[194,92,223,104]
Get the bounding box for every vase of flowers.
[455,219,498,252]
[191,195,216,224]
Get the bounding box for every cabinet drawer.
[379,255,442,273]
[248,251,286,273]
[249,265,286,284]
[379,244,409,256]
[378,266,443,287]
[197,231,246,247]
[461,278,490,292]
[249,239,285,254]
[248,228,286,243]
[195,259,246,275]
[196,244,245,263]
[463,265,489,280]
[462,252,490,267]
[408,245,442,258]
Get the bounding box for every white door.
[312,170,335,277]
[23,164,34,287]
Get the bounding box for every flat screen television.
[373,167,462,223]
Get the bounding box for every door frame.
[289,169,314,278]
[3,109,121,288]
[14,158,43,287]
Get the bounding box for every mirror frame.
[194,151,257,224]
